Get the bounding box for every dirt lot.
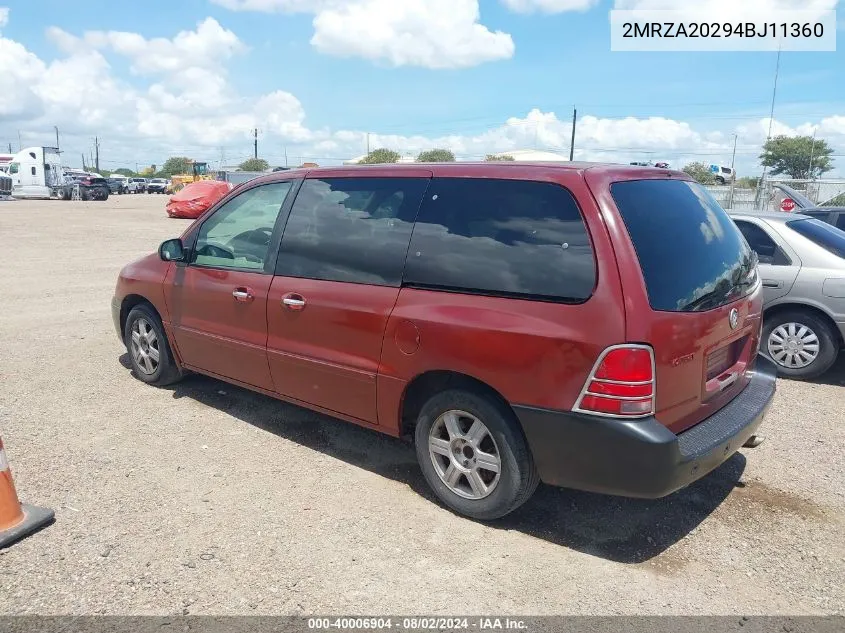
[0,195,843,615]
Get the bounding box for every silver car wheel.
[767,322,820,369]
[428,410,501,500]
[130,317,160,375]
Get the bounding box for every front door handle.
[232,287,255,302]
[762,279,783,289]
[282,293,306,311]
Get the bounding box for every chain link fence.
[707,178,845,211]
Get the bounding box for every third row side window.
[403,178,596,301]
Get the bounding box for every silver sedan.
[730,211,845,380]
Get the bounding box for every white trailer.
[8,146,66,199]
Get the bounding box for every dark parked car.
[112,163,776,520]
[66,174,109,201]
[107,178,128,195]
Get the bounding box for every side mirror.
[159,238,186,262]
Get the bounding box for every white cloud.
[0,37,47,118]
[2,12,843,177]
[81,18,245,74]
[311,0,514,68]
[0,7,9,28]
[502,0,599,13]
[213,0,514,68]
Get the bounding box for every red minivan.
[112,162,777,520]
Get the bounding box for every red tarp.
[166,180,233,219]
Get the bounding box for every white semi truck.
[8,146,109,200]
[8,146,67,199]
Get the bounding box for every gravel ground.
[0,195,843,615]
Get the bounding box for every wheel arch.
[398,370,514,440]
[764,301,844,346]
[119,294,160,339]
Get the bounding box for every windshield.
[786,218,845,259]
[611,179,757,312]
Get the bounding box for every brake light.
[574,345,655,418]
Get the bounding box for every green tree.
[736,176,759,189]
[160,157,193,177]
[760,135,834,179]
[359,148,401,164]
[485,154,515,161]
[239,158,270,171]
[114,168,135,177]
[417,148,455,162]
[682,162,716,185]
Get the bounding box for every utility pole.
[253,128,258,159]
[17,131,22,151]
[728,134,738,210]
[284,146,288,168]
[82,153,86,171]
[366,133,370,155]
[756,45,782,208]
[94,136,100,172]
[54,126,60,153]
[569,107,577,161]
[7,143,11,153]
[808,126,817,181]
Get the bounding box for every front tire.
[414,389,539,520]
[124,304,182,386]
[763,309,839,380]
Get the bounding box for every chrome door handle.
[282,294,306,311]
[232,288,254,302]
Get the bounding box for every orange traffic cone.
[0,436,54,548]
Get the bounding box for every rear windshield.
[786,218,845,258]
[611,179,757,312]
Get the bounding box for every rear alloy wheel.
[428,410,502,500]
[763,310,839,380]
[414,389,539,520]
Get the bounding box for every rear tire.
[414,389,539,520]
[763,309,839,380]
[124,304,182,386]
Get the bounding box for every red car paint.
[114,162,774,501]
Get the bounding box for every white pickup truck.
[127,178,147,193]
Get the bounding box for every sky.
[1,0,844,176]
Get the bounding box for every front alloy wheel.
[130,317,160,375]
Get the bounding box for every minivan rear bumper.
[514,354,777,498]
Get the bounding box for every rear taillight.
[574,345,655,418]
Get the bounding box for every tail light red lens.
[574,345,655,418]
[593,347,652,382]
